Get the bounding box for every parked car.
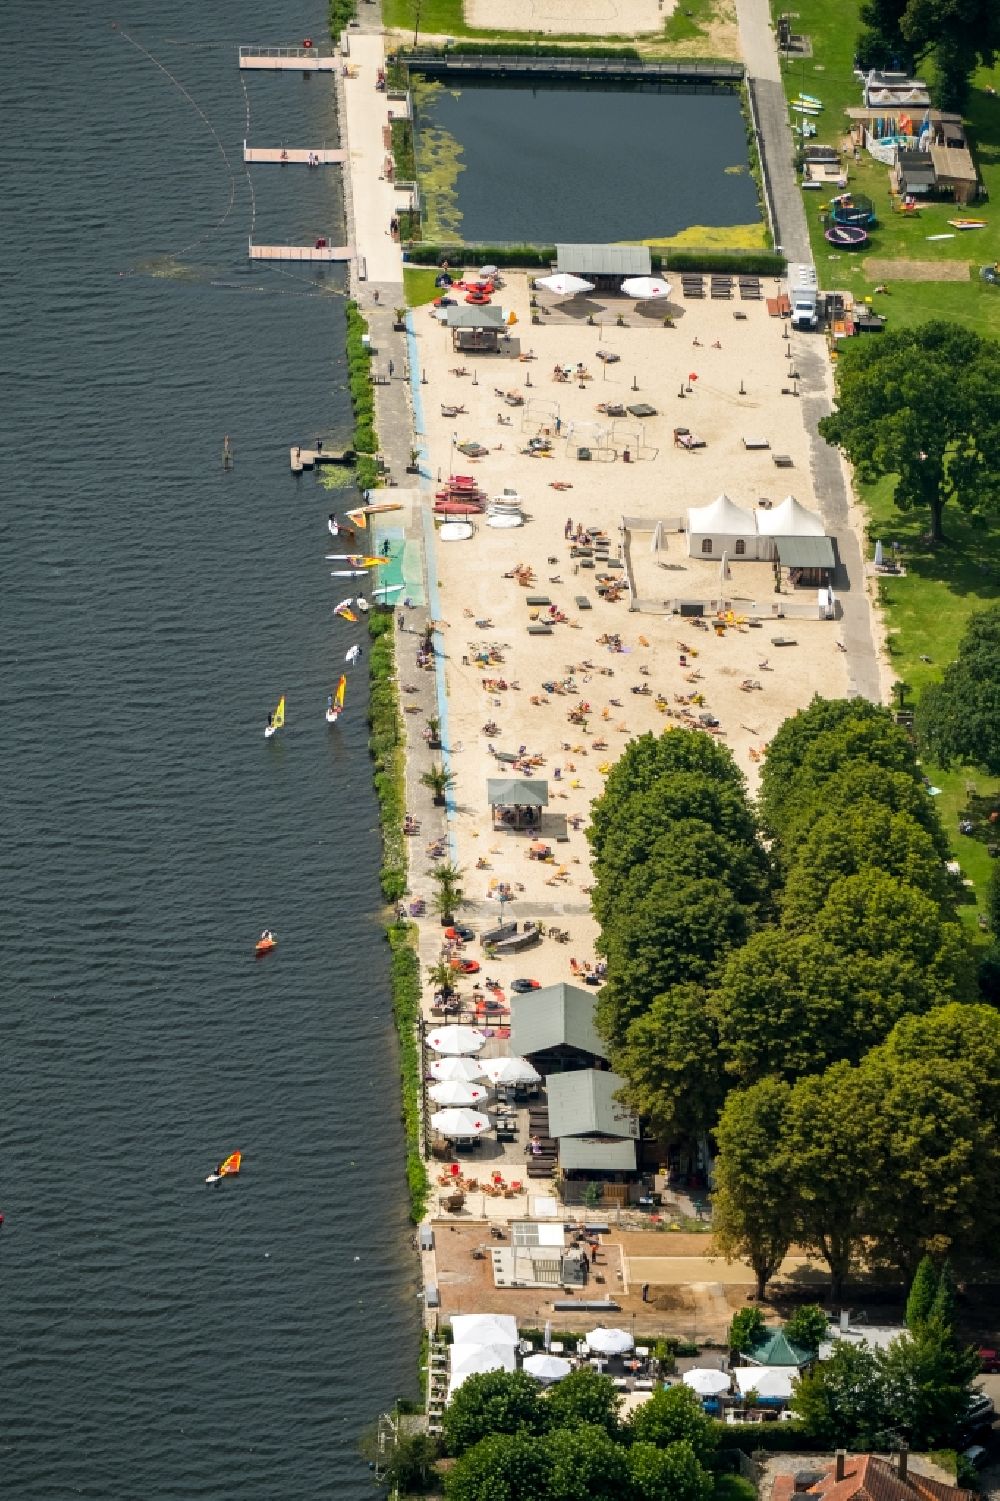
[510,978,541,993]
[978,1347,1000,1373]
[960,1391,996,1437]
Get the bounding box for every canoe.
[948,219,987,230]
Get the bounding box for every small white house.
[687,494,758,559]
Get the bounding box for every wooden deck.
[290,446,355,474]
[249,242,352,262]
[244,146,346,164]
[239,45,339,71]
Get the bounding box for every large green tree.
[613,983,726,1144]
[780,801,955,925]
[790,1341,894,1448]
[628,1442,713,1501]
[878,1324,981,1446]
[444,1432,552,1501]
[544,1368,622,1437]
[591,821,770,932]
[596,875,751,1050]
[858,0,1000,109]
[441,1370,548,1456]
[543,1426,630,1500]
[757,697,900,839]
[819,321,1000,543]
[915,605,1000,776]
[626,1381,718,1461]
[906,1255,940,1330]
[712,1078,794,1297]
[784,1061,876,1298]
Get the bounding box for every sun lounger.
[575,595,592,609]
[772,453,794,467]
[527,623,553,635]
[742,437,770,449]
[525,595,551,606]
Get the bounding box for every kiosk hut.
[756,494,836,585]
[510,982,607,1075]
[546,1068,641,1192]
[488,777,548,831]
[554,243,651,294]
[446,304,507,353]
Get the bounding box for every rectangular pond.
[412,80,761,245]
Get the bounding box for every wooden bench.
[527,623,553,634]
[743,437,770,450]
[772,453,794,467]
[525,595,551,606]
[575,595,592,609]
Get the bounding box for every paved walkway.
[734,0,881,701]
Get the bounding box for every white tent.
[586,1327,634,1355]
[687,494,758,559]
[428,1080,490,1107]
[451,1313,519,1347]
[448,1342,517,1396]
[481,1057,541,1086]
[536,272,594,298]
[684,1368,732,1396]
[430,1107,492,1138]
[755,494,825,537]
[426,1025,487,1055]
[734,1367,794,1400]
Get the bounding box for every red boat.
[255,929,277,957]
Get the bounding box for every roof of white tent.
[451,1313,519,1348]
[756,494,826,537]
[734,1366,795,1399]
[688,493,756,536]
[448,1342,517,1396]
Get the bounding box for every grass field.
[403,266,441,305]
[774,0,1000,337]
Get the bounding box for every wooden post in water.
[223,434,234,469]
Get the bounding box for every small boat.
[264,695,285,739]
[206,1150,242,1185]
[791,102,821,116]
[326,674,346,725]
[948,219,987,230]
[255,930,277,957]
[797,91,822,105]
[345,555,388,568]
[346,644,362,664]
[359,501,403,517]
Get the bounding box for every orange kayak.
[255,933,277,958]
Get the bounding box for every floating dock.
[243,145,346,164]
[403,52,744,83]
[290,446,355,474]
[249,241,352,262]
[239,45,339,71]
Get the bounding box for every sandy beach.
[406,272,850,1017]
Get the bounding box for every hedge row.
[405,244,785,275]
[390,117,416,182]
[344,300,380,492]
[717,1422,826,1453]
[386,922,430,1222]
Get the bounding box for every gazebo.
[446,304,507,353]
[488,777,548,831]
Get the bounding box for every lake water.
[414,81,761,243]
[2,3,418,1496]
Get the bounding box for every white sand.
[464,0,672,36]
[410,273,850,1003]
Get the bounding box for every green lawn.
[863,479,1000,927]
[403,266,441,305]
[773,0,1000,336]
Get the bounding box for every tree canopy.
[858,0,1000,110]
[818,321,1000,543]
[626,1384,718,1461]
[713,1082,794,1298]
[614,984,726,1145]
[441,1370,548,1455]
[915,605,1000,775]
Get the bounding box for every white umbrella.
[428,1080,489,1107]
[586,1327,634,1355]
[430,1106,492,1138]
[621,275,672,301]
[720,552,731,584]
[427,1024,487,1055]
[452,1313,519,1347]
[479,264,499,278]
[429,1056,486,1083]
[481,1056,542,1086]
[524,1353,572,1383]
[431,306,449,321]
[874,538,884,567]
[536,272,595,298]
[684,1368,732,1396]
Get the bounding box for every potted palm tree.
[393,306,407,332]
[430,861,465,925]
[427,958,458,1003]
[420,764,455,805]
[425,714,442,749]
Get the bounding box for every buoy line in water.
[113,21,239,261]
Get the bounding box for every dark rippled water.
[3,5,418,1495]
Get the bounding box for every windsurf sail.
[346,555,385,567]
[271,695,285,731]
[216,1151,242,1178]
[346,508,367,528]
[346,644,361,664]
[334,675,346,711]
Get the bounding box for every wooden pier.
[249,241,353,262]
[291,446,355,474]
[239,45,339,71]
[403,52,745,84]
[244,144,346,165]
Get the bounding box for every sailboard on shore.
[325,674,347,725]
[205,1150,242,1185]
[264,695,285,739]
[331,569,368,578]
[373,582,405,600]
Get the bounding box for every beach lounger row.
[681,275,705,300]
